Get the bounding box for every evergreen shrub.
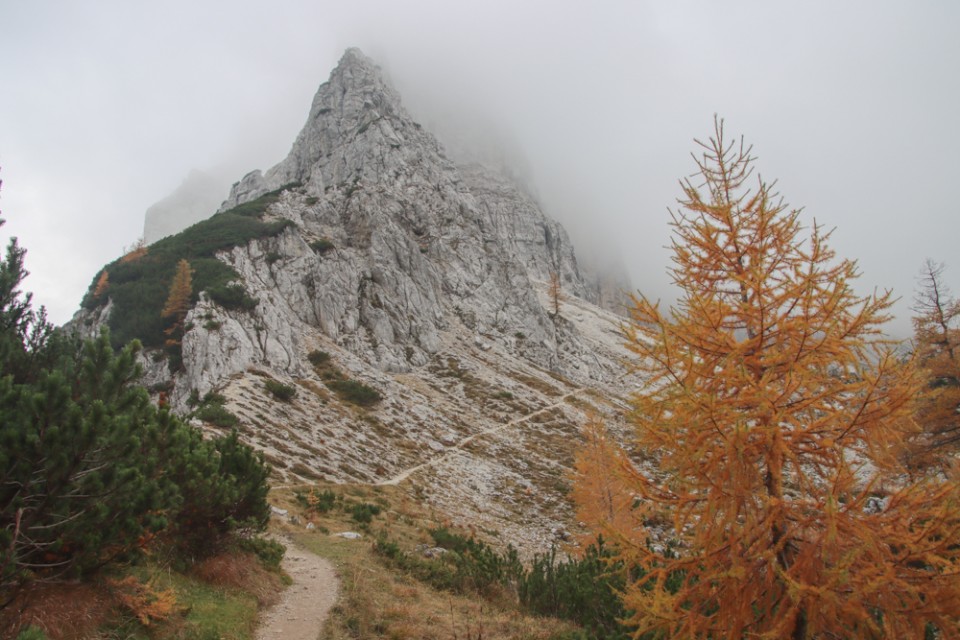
[80,184,299,350]
[309,238,335,254]
[327,379,382,407]
[0,207,272,606]
[307,350,331,367]
[264,379,297,402]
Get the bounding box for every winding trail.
[255,537,338,640]
[258,389,579,637]
[376,390,580,486]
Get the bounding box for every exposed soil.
[256,537,338,640]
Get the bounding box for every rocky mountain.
[74,48,638,551]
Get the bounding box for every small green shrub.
[372,528,633,636]
[429,527,472,553]
[203,391,227,405]
[15,626,49,640]
[264,379,297,402]
[374,535,402,560]
[309,238,335,254]
[328,379,382,407]
[195,404,239,428]
[170,429,271,557]
[265,251,282,265]
[203,320,222,331]
[349,502,382,524]
[305,196,320,205]
[236,536,285,569]
[296,488,339,513]
[207,283,258,311]
[375,528,522,598]
[518,538,631,638]
[307,350,331,367]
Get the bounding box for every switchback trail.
[272,390,581,493]
[258,391,579,636]
[376,390,580,486]
[255,537,338,640]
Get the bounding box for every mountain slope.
[75,48,637,551]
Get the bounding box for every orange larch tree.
[548,270,564,317]
[93,270,110,298]
[161,258,193,348]
[575,119,960,639]
[909,259,960,468]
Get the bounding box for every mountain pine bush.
[80,184,297,351]
[0,206,272,607]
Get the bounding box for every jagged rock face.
[74,47,641,554]
[143,169,228,244]
[184,48,612,390]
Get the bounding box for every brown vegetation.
[0,581,113,640]
[193,551,284,608]
[161,258,194,347]
[575,119,960,638]
[908,259,960,468]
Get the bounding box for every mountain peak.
[329,47,392,94]
[338,47,377,70]
[218,47,416,209]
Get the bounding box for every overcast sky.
[1,1,958,337]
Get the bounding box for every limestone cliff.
[148,48,620,396]
[74,48,637,552]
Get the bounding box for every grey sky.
[1,1,958,337]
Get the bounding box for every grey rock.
[67,49,640,556]
[336,531,362,540]
[79,47,631,413]
[415,544,448,558]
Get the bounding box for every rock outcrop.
[158,48,620,397]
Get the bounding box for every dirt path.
[377,390,580,486]
[256,391,580,636]
[271,390,581,493]
[256,537,338,640]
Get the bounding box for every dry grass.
[193,550,285,607]
[509,372,564,398]
[0,581,113,640]
[268,483,580,640]
[296,378,330,401]
[1,549,286,640]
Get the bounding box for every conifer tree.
[161,258,193,347]
[908,259,960,467]
[93,270,109,298]
[0,187,271,607]
[548,270,564,317]
[575,119,960,638]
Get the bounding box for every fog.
[1,1,958,337]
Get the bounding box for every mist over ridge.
[1,2,957,339]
